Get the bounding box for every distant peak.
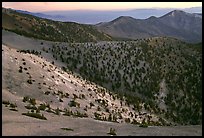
[147,16,157,20]
[172,10,184,13]
[168,10,185,16]
[117,16,135,20]
[112,16,135,22]
[161,10,192,18]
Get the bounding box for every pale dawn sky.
[2,2,202,12]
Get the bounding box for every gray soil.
[2,106,202,136]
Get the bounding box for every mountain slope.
[2,28,202,136]
[158,10,202,42]
[49,37,202,125]
[2,30,166,127]
[96,10,202,43]
[3,30,202,126]
[2,7,112,43]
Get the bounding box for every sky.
[2,2,202,12]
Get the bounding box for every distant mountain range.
[2,7,202,43]
[15,9,66,21]
[15,7,202,24]
[96,10,202,43]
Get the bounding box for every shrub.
[81,94,85,99]
[44,91,50,95]
[3,101,18,110]
[97,106,101,111]
[9,103,17,108]
[139,120,148,128]
[60,128,74,131]
[94,112,101,120]
[38,103,47,111]
[59,98,63,102]
[105,108,109,113]
[9,108,18,112]
[84,106,88,111]
[107,128,117,135]
[139,124,148,128]
[29,98,36,105]
[22,112,47,120]
[125,118,130,123]
[36,108,40,113]
[46,108,55,114]
[62,66,67,72]
[23,96,29,102]
[108,114,112,122]
[90,102,95,107]
[63,108,72,116]
[131,119,140,125]
[27,79,32,84]
[73,110,87,118]
[83,113,88,118]
[55,107,60,115]
[69,100,77,107]
[19,69,23,73]
[64,93,69,98]
[2,100,10,105]
[25,105,37,110]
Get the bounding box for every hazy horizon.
[2,2,202,12]
[2,2,202,24]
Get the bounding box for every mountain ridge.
[2,7,112,43]
[2,7,202,43]
[96,10,202,43]
[15,9,66,21]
